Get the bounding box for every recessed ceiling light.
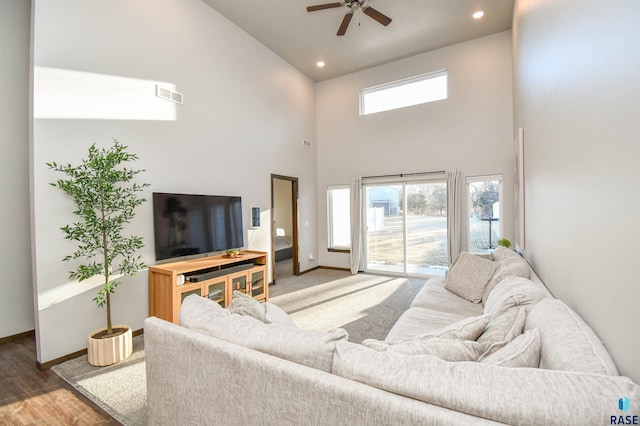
[316,61,326,68]
[473,10,485,19]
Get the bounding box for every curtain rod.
[362,170,446,179]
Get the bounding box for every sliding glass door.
[405,182,448,275]
[365,179,447,277]
[365,185,404,274]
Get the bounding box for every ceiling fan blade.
[307,2,343,12]
[337,12,353,36]
[362,6,392,26]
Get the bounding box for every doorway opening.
[271,174,299,283]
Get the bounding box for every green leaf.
[48,139,149,327]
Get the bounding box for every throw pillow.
[444,252,498,304]
[412,314,491,341]
[180,294,348,373]
[450,252,494,270]
[228,290,266,322]
[264,302,299,328]
[477,306,527,360]
[480,328,541,368]
[362,337,481,362]
[178,293,231,324]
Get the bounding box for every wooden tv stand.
[148,251,268,324]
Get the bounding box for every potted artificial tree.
[48,140,149,366]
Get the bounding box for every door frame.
[271,174,300,283]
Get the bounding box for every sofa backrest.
[483,275,548,318]
[481,247,531,305]
[524,298,619,375]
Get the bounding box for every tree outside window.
[467,176,502,253]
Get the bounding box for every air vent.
[302,139,313,148]
[170,92,183,103]
[156,85,183,105]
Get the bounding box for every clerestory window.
[360,70,448,115]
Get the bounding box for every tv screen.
[152,192,244,261]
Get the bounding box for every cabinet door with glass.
[176,282,205,319]
[228,270,249,295]
[248,266,267,301]
[205,277,228,307]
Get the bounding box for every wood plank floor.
[0,334,119,425]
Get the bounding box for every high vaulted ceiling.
[201,0,514,82]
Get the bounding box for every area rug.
[52,270,426,425]
[269,268,426,343]
[52,334,147,425]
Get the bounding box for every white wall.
[0,0,34,338]
[316,31,514,269]
[32,0,317,364]
[512,0,640,382]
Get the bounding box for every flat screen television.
[152,192,244,261]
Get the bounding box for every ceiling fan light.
[473,10,485,19]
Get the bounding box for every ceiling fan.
[307,0,392,36]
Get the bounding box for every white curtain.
[350,177,365,274]
[446,170,461,265]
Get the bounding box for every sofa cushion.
[373,315,489,361]
[481,328,541,368]
[524,298,619,375]
[362,337,481,361]
[413,314,490,341]
[482,247,531,305]
[333,340,640,426]
[228,290,266,322]
[179,294,348,372]
[411,279,485,317]
[444,252,497,304]
[483,275,547,318]
[477,306,526,360]
[385,307,468,343]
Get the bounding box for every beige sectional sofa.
[145,248,640,425]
